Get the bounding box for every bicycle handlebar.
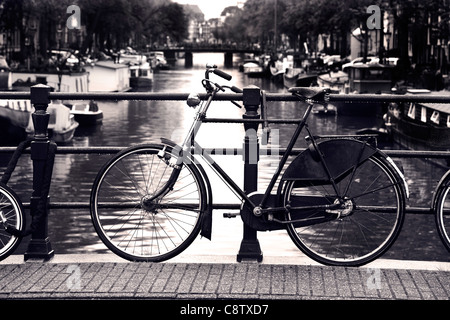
[230,86,243,93]
[213,69,232,81]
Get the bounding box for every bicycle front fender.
[160,138,213,240]
[281,138,378,184]
[432,170,450,211]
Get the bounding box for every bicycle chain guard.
[282,138,377,183]
[240,193,285,231]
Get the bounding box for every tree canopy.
[0,0,188,59]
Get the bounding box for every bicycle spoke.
[285,155,404,266]
[91,145,204,262]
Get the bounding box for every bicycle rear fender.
[160,138,213,240]
[281,138,378,184]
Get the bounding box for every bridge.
[1,85,450,262]
[147,45,263,67]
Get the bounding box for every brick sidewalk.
[0,260,448,300]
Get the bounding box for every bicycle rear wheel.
[282,154,406,266]
[434,173,450,252]
[90,144,207,262]
[0,183,25,261]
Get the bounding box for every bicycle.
[433,169,450,252]
[90,64,409,266]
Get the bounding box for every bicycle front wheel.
[434,173,450,252]
[283,154,406,266]
[0,183,25,261]
[90,144,207,262]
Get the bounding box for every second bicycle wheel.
[434,172,450,252]
[0,183,25,261]
[90,144,207,262]
[282,153,406,266]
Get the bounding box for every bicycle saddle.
[288,87,330,101]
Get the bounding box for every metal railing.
[1,85,449,260]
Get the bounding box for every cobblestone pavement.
[0,256,448,301]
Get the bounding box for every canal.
[3,53,449,262]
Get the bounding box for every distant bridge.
[149,46,263,67]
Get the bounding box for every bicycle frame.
[176,87,332,215]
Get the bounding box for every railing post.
[224,52,233,68]
[24,84,55,261]
[237,85,263,262]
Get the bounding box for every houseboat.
[329,63,395,116]
[129,62,153,88]
[85,61,131,92]
[384,89,450,150]
[11,70,89,93]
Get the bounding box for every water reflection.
[3,53,449,261]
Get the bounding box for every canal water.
[3,53,449,262]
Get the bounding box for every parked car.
[342,56,379,71]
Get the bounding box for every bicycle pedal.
[223,212,239,218]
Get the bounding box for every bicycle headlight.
[187,93,201,108]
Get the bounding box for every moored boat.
[317,70,349,93]
[269,60,285,84]
[243,60,265,77]
[384,89,450,150]
[283,67,317,88]
[129,62,153,88]
[26,101,79,144]
[331,64,395,116]
[67,101,103,126]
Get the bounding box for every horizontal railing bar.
[22,201,432,215]
[22,202,242,210]
[1,146,449,158]
[1,91,449,104]
[202,118,301,124]
[50,92,240,101]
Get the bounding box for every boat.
[26,101,79,144]
[283,67,317,88]
[384,89,450,150]
[87,61,131,92]
[0,56,12,90]
[129,62,153,88]
[312,103,337,115]
[11,70,89,93]
[317,71,349,93]
[0,99,80,144]
[269,59,285,84]
[330,63,395,116]
[147,51,169,70]
[243,59,265,77]
[67,101,103,126]
[0,99,33,129]
[347,63,394,94]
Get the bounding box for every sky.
[173,0,245,20]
